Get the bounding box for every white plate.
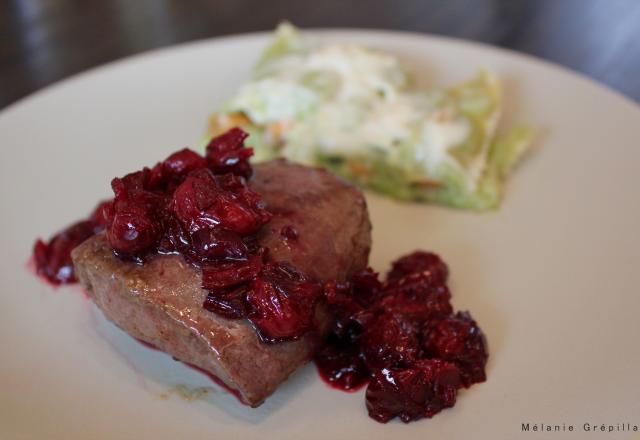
[1,30,639,440]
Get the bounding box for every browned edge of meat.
[71,159,371,406]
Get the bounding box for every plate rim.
[2,27,638,118]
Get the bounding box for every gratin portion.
[209,23,533,210]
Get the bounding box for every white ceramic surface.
[1,30,639,440]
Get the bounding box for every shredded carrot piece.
[411,179,442,189]
[208,113,250,137]
[349,162,370,177]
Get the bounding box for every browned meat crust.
[71,159,371,406]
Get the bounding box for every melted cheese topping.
[229,43,472,178]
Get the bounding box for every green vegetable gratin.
[208,24,534,210]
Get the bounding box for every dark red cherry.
[163,148,207,177]
[205,127,254,178]
[246,263,323,342]
[314,332,369,391]
[106,207,160,255]
[190,228,248,261]
[387,251,449,284]
[360,312,420,369]
[33,220,97,284]
[365,359,462,423]
[423,312,488,387]
[201,255,263,291]
[203,285,250,319]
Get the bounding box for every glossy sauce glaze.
[34,128,325,344]
[32,202,110,285]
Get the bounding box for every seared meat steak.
[72,159,371,406]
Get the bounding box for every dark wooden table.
[2,0,640,109]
